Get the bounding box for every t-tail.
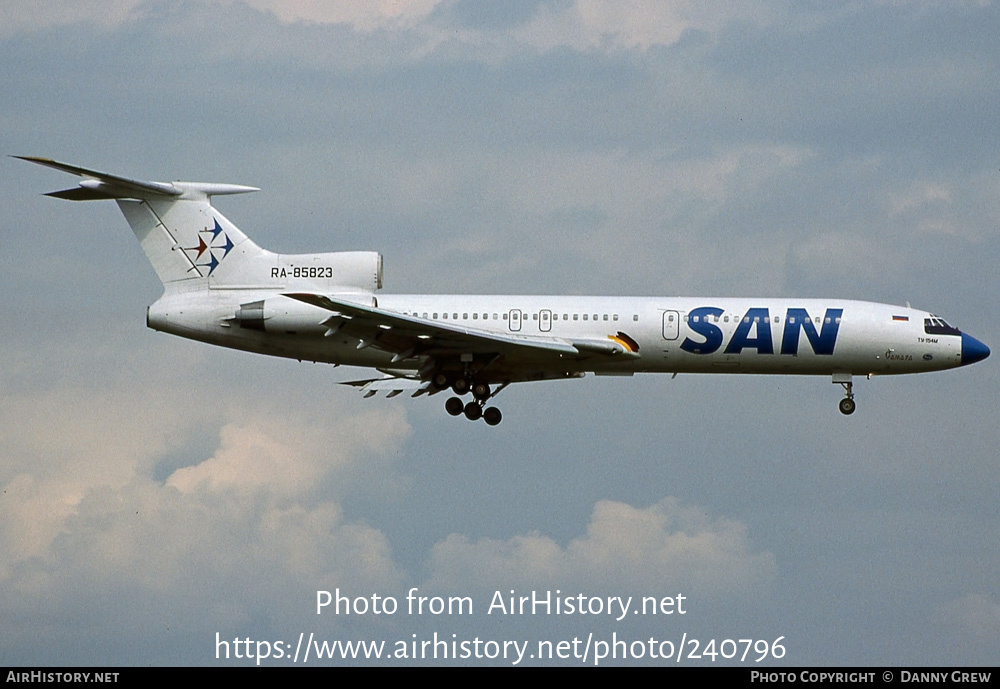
[15,156,383,295]
[15,156,263,288]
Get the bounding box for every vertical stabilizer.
[15,156,262,288]
[116,197,256,285]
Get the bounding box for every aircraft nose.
[961,332,990,365]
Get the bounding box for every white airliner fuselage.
[150,292,974,377]
[21,156,990,425]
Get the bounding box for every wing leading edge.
[285,292,581,357]
[284,292,639,391]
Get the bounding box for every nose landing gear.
[838,395,856,415]
[834,374,856,415]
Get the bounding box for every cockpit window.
[924,315,961,336]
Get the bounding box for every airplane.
[18,156,990,425]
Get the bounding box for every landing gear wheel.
[838,397,856,415]
[445,397,464,416]
[432,373,451,391]
[452,378,470,395]
[463,401,482,421]
[482,407,502,426]
[472,382,491,401]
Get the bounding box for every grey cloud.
[425,497,776,598]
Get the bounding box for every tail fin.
[15,156,261,287]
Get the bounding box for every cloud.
[388,143,818,294]
[885,175,999,244]
[934,593,1000,640]
[244,0,444,31]
[0,0,445,35]
[0,351,208,567]
[166,405,406,500]
[0,0,144,35]
[514,1,776,52]
[0,379,410,568]
[0,1,771,53]
[0,476,405,664]
[426,497,776,598]
[0,330,412,661]
[930,593,1000,662]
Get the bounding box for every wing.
[284,293,639,391]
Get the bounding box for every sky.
[1,0,998,667]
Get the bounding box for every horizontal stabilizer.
[45,187,120,201]
[15,156,183,198]
[14,156,259,200]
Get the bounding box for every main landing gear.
[439,376,505,425]
[834,374,856,415]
